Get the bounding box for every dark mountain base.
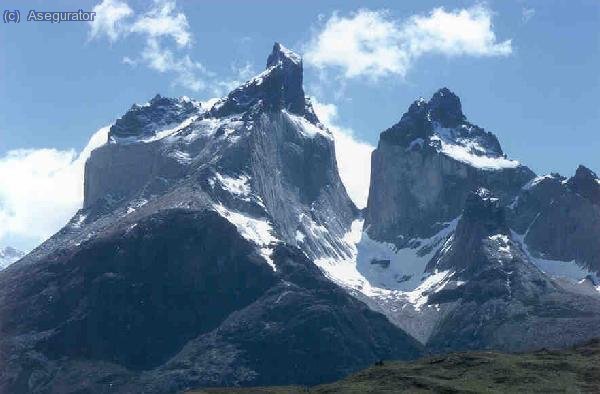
[0,209,421,393]
[193,338,600,393]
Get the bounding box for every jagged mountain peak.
[267,42,302,68]
[380,88,514,170]
[150,93,164,103]
[206,42,307,118]
[574,164,598,179]
[367,87,534,247]
[78,41,352,263]
[567,164,600,205]
[429,188,514,277]
[428,87,465,128]
[108,43,311,144]
[110,94,199,140]
[404,88,464,127]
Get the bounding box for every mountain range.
[0,43,598,393]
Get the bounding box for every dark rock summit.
[109,95,198,140]
[265,42,305,114]
[207,42,310,119]
[366,88,534,246]
[568,165,600,205]
[427,87,466,128]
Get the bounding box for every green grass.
[190,339,600,393]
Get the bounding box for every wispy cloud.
[89,0,133,42]
[89,0,240,94]
[130,0,192,47]
[522,7,535,23]
[311,98,374,208]
[214,62,256,93]
[305,5,512,80]
[140,37,213,91]
[0,128,108,250]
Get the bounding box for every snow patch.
[488,234,512,258]
[523,174,555,190]
[431,125,519,170]
[70,212,87,228]
[295,230,305,243]
[145,116,198,142]
[275,43,302,65]
[512,230,595,282]
[314,218,461,309]
[213,203,278,271]
[182,116,243,143]
[283,111,332,139]
[169,150,192,164]
[201,97,221,110]
[126,199,148,215]
[404,270,453,311]
[213,173,251,197]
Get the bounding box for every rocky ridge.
[0,44,419,393]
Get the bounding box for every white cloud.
[305,5,512,79]
[403,6,512,57]
[131,0,192,47]
[212,62,257,96]
[311,99,374,208]
[89,0,245,94]
[89,0,133,42]
[130,0,202,90]
[0,128,109,251]
[305,10,408,79]
[141,37,211,91]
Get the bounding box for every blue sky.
[0,0,599,250]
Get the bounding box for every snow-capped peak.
[382,87,521,170]
[109,94,200,141]
[267,42,302,67]
[205,42,308,119]
[429,123,520,170]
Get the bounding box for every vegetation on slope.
[191,339,600,393]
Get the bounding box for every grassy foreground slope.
[190,339,600,393]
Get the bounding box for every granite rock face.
[0,43,423,393]
[508,165,600,274]
[365,88,535,247]
[319,88,600,351]
[1,45,599,392]
[81,42,356,261]
[426,190,600,353]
